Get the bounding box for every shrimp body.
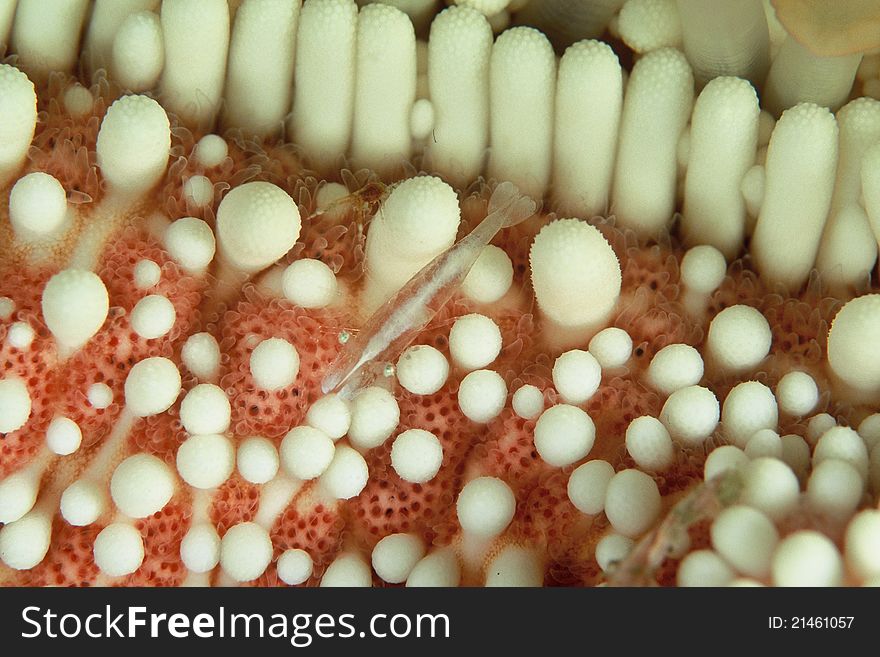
[321,182,536,398]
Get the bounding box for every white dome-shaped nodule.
[659,385,719,445]
[216,181,302,274]
[280,426,336,481]
[124,357,181,417]
[46,416,82,455]
[828,294,880,399]
[130,294,176,340]
[567,459,614,515]
[282,258,338,309]
[220,521,273,583]
[277,548,314,586]
[534,404,595,467]
[41,269,109,355]
[706,305,772,375]
[249,337,300,391]
[372,533,425,584]
[456,476,515,538]
[164,216,216,273]
[604,469,662,538]
[236,436,279,485]
[552,349,602,405]
[93,522,145,577]
[319,445,369,500]
[391,428,444,484]
[449,314,502,371]
[176,433,235,490]
[0,376,32,434]
[396,345,449,395]
[458,369,507,423]
[179,384,231,435]
[110,453,175,518]
[180,523,221,574]
[9,172,67,238]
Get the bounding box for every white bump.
[181,332,221,381]
[646,343,703,395]
[277,548,314,586]
[220,522,273,583]
[164,216,216,272]
[249,337,300,391]
[320,552,372,587]
[458,369,507,423]
[282,258,338,309]
[625,416,675,472]
[772,530,843,587]
[180,523,221,573]
[588,327,633,369]
[0,467,39,523]
[110,453,175,518]
[176,433,235,490]
[552,349,602,405]
[124,357,181,417]
[806,459,863,521]
[677,549,735,587]
[814,426,869,480]
[595,533,635,573]
[391,428,444,484]
[680,244,727,294]
[180,384,231,435]
[512,384,544,420]
[534,404,595,467]
[182,175,214,208]
[348,386,400,450]
[456,476,515,538]
[42,269,109,355]
[6,322,34,350]
[372,533,425,584]
[9,172,67,237]
[704,445,748,481]
[659,385,719,445]
[87,382,113,410]
[396,345,449,395]
[194,134,228,168]
[237,437,279,485]
[0,376,31,433]
[740,457,799,521]
[46,416,82,455]
[604,469,662,538]
[484,545,543,587]
[567,459,614,515]
[281,426,336,481]
[130,294,176,340]
[306,394,351,441]
[133,259,161,289]
[744,428,783,460]
[461,245,513,304]
[706,305,772,374]
[0,297,15,320]
[711,505,778,578]
[0,509,52,570]
[721,381,778,448]
[319,445,369,500]
[449,314,502,371]
[775,371,819,417]
[845,510,880,580]
[94,522,144,577]
[60,480,105,526]
[406,548,461,587]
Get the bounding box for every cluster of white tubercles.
[458,369,507,423]
[8,172,68,241]
[164,217,216,274]
[646,343,704,396]
[41,269,109,357]
[282,259,338,309]
[534,404,596,467]
[449,313,502,371]
[705,304,772,375]
[396,345,449,395]
[249,337,300,391]
[130,294,176,340]
[552,349,601,405]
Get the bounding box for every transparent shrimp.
[321,181,537,399]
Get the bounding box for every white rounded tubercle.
[659,384,719,446]
[567,459,614,515]
[617,0,681,55]
[110,453,176,519]
[827,295,880,402]
[806,458,863,522]
[372,533,426,584]
[93,522,145,577]
[220,521,273,583]
[813,426,869,481]
[0,376,32,435]
[677,549,735,587]
[216,181,301,275]
[236,437,279,485]
[194,134,228,169]
[512,384,544,420]
[704,445,748,481]
[96,94,171,197]
[679,244,727,316]
[449,313,502,372]
[130,294,176,341]
[306,394,351,441]
[133,259,161,290]
[8,172,69,240]
[0,458,43,523]
[625,415,675,472]
[772,530,844,587]
[456,476,516,539]
[164,216,216,273]
[347,386,400,450]
[406,548,461,587]
[277,548,314,586]
[46,416,82,456]
[484,545,544,587]
[705,305,772,376]
[534,404,596,467]
[588,327,633,370]
[552,349,602,405]
[176,433,235,490]
[391,429,444,484]
[711,505,778,579]
[744,428,783,460]
[249,337,300,391]
[180,523,221,574]
[845,510,880,581]
[604,469,662,539]
[458,369,507,424]
[460,245,513,305]
[395,345,449,396]
[60,479,106,527]
[6,321,34,351]
[280,426,336,481]
[720,381,778,448]
[111,9,165,93]
[124,357,181,417]
[320,552,372,588]
[645,343,704,396]
[740,457,800,522]
[181,332,221,382]
[41,269,109,357]
[595,533,635,574]
[775,371,819,417]
[282,258,338,309]
[179,384,231,436]
[318,445,369,500]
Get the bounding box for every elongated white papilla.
[9,0,90,82]
[425,5,493,189]
[676,0,769,87]
[350,3,417,179]
[763,36,862,117]
[111,10,165,93]
[552,39,623,218]
[487,26,556,200]
[159,0,230,130]
[289,0,357,174]
[82,0,159,72]
[752,103,839,291]
[223,0,300,138]
[681,76,760,260]
[815,98,880,293]
[0,63,37,188]
[612,47,694,238]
